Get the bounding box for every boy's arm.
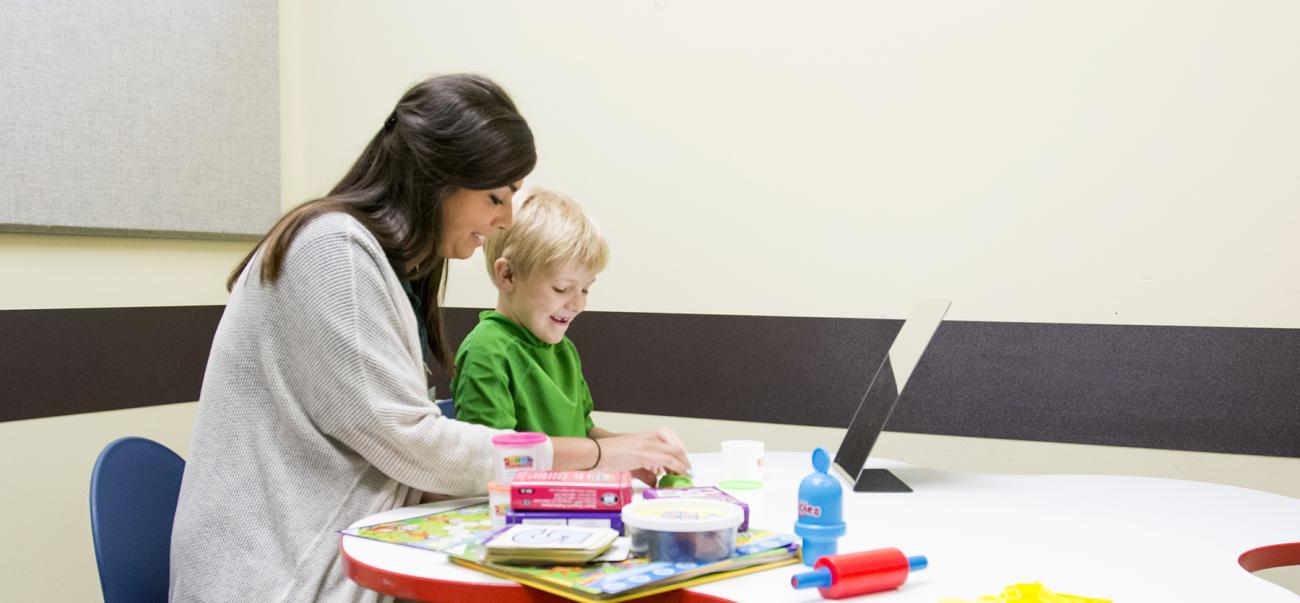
[587,426,620,439]
[575,357,687,454]
[580,379,597,436]
[451,352,519,430]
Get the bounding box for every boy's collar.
[480,310,557,348]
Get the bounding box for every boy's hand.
[630,468,659,487]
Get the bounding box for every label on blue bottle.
[798,499,823,519]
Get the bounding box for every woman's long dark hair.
[228,73,536,373]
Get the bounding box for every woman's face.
[438,182,520,259]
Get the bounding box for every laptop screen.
[832,299,950,486]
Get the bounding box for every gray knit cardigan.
[170,213,504,601]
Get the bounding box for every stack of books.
[483,523,619,565]
[446,526,800,602]
[507,469,632,534]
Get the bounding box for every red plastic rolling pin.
[790,547,927,599]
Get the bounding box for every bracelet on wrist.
[585,437,602,470]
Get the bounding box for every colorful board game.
[340,502,494,553]
[446,528,799,601]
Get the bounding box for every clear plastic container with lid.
[491,432,550,484]
[620,498,744,563]
[487,481,511,530]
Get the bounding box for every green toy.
[657,473,694,488]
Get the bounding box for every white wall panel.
[1,1,279,240]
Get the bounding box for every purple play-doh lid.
[506,509,626,535]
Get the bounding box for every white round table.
[341,451,1300,602]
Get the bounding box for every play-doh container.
[487,481,511,530]
[620,498,744,563]
[490,432,549,484]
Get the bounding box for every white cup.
[719,439,764,489]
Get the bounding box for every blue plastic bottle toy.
[794,447,846,566]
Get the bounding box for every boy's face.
[499,261,597,344]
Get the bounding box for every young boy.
[451,188,616,439]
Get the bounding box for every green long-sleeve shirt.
[451,310,595,437]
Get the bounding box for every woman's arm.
[588,426,688,459]
[553,430,692,485]
[553,436,602,470]
[280,220,500,496]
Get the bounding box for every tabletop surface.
[341,451,1300,602]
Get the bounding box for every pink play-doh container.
[491,432,550,484]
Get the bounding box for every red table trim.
[340,540,735,603]
[1239,542,1300,573]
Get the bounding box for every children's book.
[446,528,801,603]
[339,502,495,553]
[484,524,620,565]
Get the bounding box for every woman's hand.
[597,430,690,486]
[552,430,691,484]
[653,427,686,452]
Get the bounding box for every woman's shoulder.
[274,212,392,289]
[294,212,384,254]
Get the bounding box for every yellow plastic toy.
[940,582,1111,603]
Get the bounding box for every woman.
[169,74,690,602]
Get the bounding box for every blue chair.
[89,436,185,603]
[436,398,456,420]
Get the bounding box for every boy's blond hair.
[484,187,608,283]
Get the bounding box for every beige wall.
[0,404,201,601]
[288,0,1300,329]
[0,4,290,599]
[2,1,1297,600]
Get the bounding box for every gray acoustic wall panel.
[0,1,279,240]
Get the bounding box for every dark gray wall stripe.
[892,321,1300,457]
[435,309,903,439]
[0,306,224,422]
[441,309,1300,459]
[3,306,1296,458]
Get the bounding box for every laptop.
[832,299,950,492]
